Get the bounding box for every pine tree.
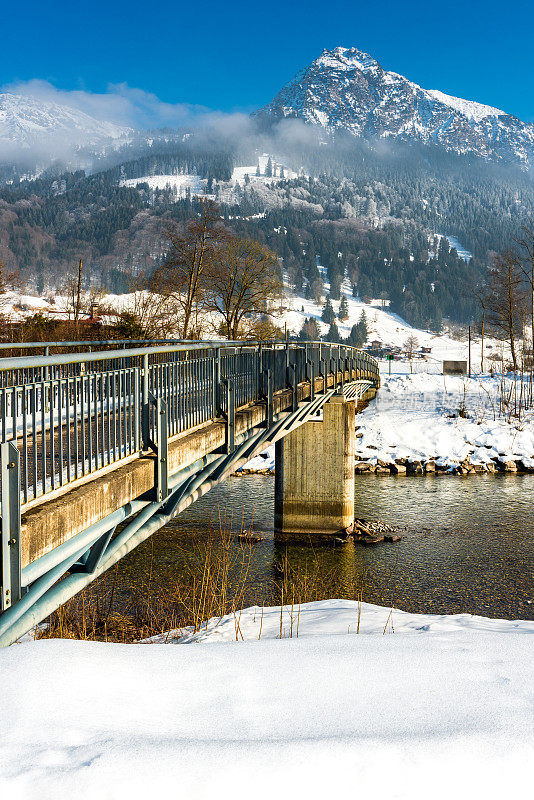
[321,298,335,325]
[299,317,320,341]
[324,322,341,343]
[338,294,349,320]
[265,157,273,178]
[357,310,368,342]
[255,163,261,177]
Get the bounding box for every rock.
[486,462,496,473]
[367,464,377,473]
[424,460,436,473]
[377,458,390,468]
[501,460,518,472]
[355,462,371,473]
[394,457,408,465]
[375,466,390,475]
[390,463,407,475]
[359,535,385,545]
[472,464,486,473]
[407,461,423,475]
[384,534,402,542]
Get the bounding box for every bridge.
[0,339,379,646]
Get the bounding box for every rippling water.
[118,474,534,621]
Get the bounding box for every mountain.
[0,92,133,166]
[256,46,534,168]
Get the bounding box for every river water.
[116,473,534,622]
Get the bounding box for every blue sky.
[2,0,533,125]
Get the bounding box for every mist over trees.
[0,130,533,330]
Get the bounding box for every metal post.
[1,442,21,612]
[214,347,221,418]
[142,352,149,450]
[306,360,315,402]
[156,397,168,500]
[263,369,273,428]
[44,345,50,383]
[288,365,297,411]
[223,378,235,454]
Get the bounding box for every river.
[114,473,534,622]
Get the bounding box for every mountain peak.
[0,92,132,165]
[256,45,534,167]
[316,46,381,73]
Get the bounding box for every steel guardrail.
[0,340,379,508]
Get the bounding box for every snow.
[0,92,131,152]
[283,271,490,363]
[1,599,532,798]
[441,234,473,262]
[120,173,204,198]
[354,371,534,468]
[428,89,505,122]
[231,156,300,186]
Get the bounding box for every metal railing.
[0,340,379,508]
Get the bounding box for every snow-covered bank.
[1,600,532,799]
[239,370,534,475]
[354,371,534,474]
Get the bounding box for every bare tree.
[404,335,419,358]
[100,290,182,340]
[0,261,19,295]
[205,237,283,339]
[404,334,419,373]
[150,200,225,339]
[485,251,527,373]
[515,226,534,363]
[474,287,486,373]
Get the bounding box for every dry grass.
[37,514,394,644]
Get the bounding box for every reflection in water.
[117,474,534,621]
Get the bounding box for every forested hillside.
[0,134,532,328]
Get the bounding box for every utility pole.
[75,258,83,323]
[468,325,472,378]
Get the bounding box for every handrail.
[0,339,181,350]
[0,339,370,372]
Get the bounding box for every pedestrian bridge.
[0,339,379,645]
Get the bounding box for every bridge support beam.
[274,395,355,535]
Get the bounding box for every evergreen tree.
[357,310,368,342]
[324,322,341,343]
[255,163,261,177]
[338,294,349,320]
[265,157,273,178]
[321,298,335,325]
[299,317,320,341]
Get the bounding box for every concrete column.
[274,395,355,535]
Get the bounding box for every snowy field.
[1,599,532,799]
[120,173,204,198]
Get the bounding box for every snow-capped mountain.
[0,92,132,162]
[256,46,534,167]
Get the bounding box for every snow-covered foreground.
[1,600,532,799]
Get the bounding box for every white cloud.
[1,79,217,130]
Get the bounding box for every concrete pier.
[274,395,356,535]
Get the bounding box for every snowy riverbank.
[239,370,534,476]
[1,599,532,798]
